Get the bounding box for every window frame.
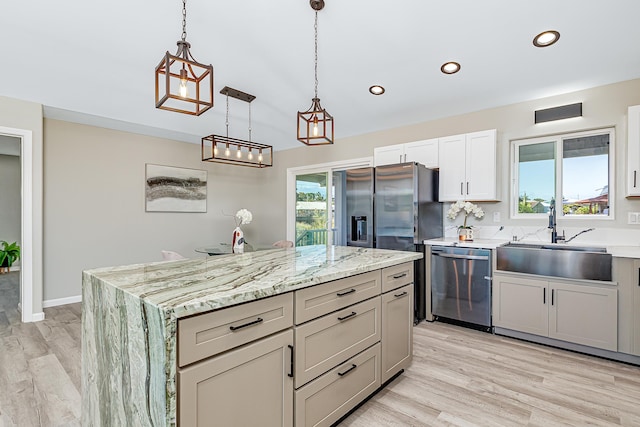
[510,127,615,221]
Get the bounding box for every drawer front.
[295,270,381,325]
[178,292,294,367]
[381,262,414,293]
[294,296,381,388]
[295,343,381,427]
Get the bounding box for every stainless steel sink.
[496,242,612,281]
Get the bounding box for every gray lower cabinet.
[176,265,415,426]
[493,272,618,351]
[381,283,413,383]
[612,258,640,356]
[178,329,294,427]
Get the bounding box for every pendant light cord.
[181,0,187,42]
[248,103,252,142]
[225,94,230,138]
[314,10,318,99]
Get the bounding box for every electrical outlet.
[493,212,501,222]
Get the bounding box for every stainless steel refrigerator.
[346,162,443,322]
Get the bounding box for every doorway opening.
[0,126,37,322]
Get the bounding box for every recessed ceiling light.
[440,62,461,75]
[533,30,560,47]
[369,85,385,95]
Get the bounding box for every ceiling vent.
[534,102,582,124]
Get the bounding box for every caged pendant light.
[155,0,214,116]
[202,87,273,168]
[297,0,334,146]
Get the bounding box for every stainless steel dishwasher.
[431,245,492,330]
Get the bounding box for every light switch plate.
[493,212,501,222]
[628,212,639,224]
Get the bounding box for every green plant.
[0,241,21,268]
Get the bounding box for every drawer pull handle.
[338,364,357,377]
[392,273,407,279]
[336,288,356,297]
[394,291,408,298]
[337,311,357,321]
[287,345,294,378]
[229,317,263,331]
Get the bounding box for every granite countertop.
[84,245,422,320]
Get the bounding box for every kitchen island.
[81,245,421,426]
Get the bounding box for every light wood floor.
[1,271,639,426]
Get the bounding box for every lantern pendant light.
[155,0,214,116]
[297,0,334,146]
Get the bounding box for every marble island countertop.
[84,244,422,320]
[82,245,421,426]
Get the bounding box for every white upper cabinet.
[438,129,497,202]
[374,138,438,167]
[627,105,640,196]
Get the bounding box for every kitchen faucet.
[548,199,565,243]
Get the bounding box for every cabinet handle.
[338,364,357,377]
[337,311,357,321]
[635,171,637,188]
[551,289,555,306]
[287,345,294,378]
[466,182,469,195]
[394,291,408,298]
[336,288,356,297]
[399,154,402,163]
[543,288,546,304]
[229,317,263,331]
[460,182,463,195]
[392,273,407,279]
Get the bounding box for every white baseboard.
[32,312,45,321]
[43,295,82,308]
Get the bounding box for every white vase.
[232,226,244,253]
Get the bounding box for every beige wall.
[10,77,640,304]
[0,95,44,315]
[43,119,278,301]
[265,78,640,238]
[0,154,21,250]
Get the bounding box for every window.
[512,128,614,219]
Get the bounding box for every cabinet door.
[438,134,467,201]
[627,105,640,196]
[635,260,640,355]
[381,284,413,383]
[404,138,439,168]
[548,282,618,351]
[465,129,497,201]
[374,144,404,166]
[492,274,548,336]
[178,330,294,427]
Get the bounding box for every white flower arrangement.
[447,200,484,229]
[235,209,253,226]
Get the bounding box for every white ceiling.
[1,0,640,152]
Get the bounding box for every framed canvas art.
[145,164,207,212]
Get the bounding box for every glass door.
[288,158,373,247]
[295,173,329,247]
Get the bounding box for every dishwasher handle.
[431,252,489,261]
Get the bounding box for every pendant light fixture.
[202,87,273,168]
[297,0,334,146]
[155,0,214,116]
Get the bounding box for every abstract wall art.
[145,164,207,212]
